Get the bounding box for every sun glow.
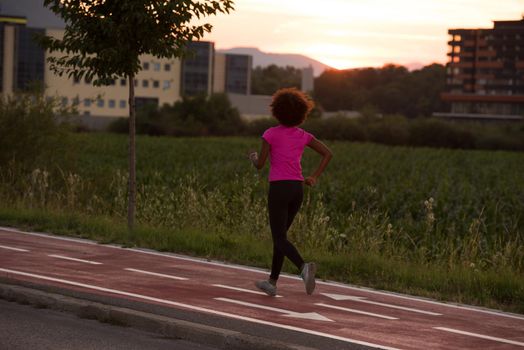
[202,0,523,70]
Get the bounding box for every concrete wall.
[228,93,272,121]
[1,24,15,96]
[213,53,226,93]
[301,66,314,93]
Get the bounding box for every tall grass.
[0,133,523,312]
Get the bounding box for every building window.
[15,27,45,91]
[163,80,171,90]
[97,99,104,108]
[143,62,150,70]
[84,99,91,107]
[108,99,116,108]
[134,79,138,87]
[153,62,160,71]
[164,63,171,71]
[120,79,126,86]
[72,97,80,106]
[120,100,126,108]
[153,80,159,88]
[142,80,149,88]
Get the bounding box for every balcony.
[476,61,504,68]
[476,50,496,57]
[440,93,524,103]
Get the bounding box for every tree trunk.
[127,73,136,231]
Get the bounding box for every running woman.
[248,87,332,296]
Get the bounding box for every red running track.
[0,227,523,350]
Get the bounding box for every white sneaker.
[301,262,316,295]
[255,280,277,296]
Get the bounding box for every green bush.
[366,115,409,146]
[108,99,524,152]
[108,93,244,137]
[303,116,367,141]
[0,91,73,170]
[244,118,277,136]
[408,119,475,149]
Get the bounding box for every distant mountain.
[218,47,332,76]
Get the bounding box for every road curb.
[0,282,317,350]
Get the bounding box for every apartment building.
[440,17,524,119]
[0,15,252,128]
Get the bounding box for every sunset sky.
[201,0,524,69]
[2,0,523,70]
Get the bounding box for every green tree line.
[251,65,302,95]
[313,63,448,117]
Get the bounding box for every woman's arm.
[305,138,332,186]
[249,139,270,170]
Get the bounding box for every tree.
[313,63,446,117]
[39,0,234,231]
[251,64,301,95]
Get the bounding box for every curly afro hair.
[270,88,314,127]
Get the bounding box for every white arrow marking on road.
[0,245,28,252]
[215,297,333,322]
[212,284,283,297]
[48,254,102,265]
[125,268,188,280]
[322,293,442,316]
[316,303,398,320]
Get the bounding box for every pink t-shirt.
[262,125,314,182]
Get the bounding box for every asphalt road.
[1,226,524,350]
[0,299,218,350]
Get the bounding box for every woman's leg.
[268,182,305,281]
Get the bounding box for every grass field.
[1,132,523,313]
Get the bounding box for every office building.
[0,16,253,128]
[440,17,524,119]
[181,41,214,96]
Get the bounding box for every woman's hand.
[247,150,258,161]
[248,140,269,170]
[305,176,317,186]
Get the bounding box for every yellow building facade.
[45,29,183,120]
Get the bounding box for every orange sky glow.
[201,0,524,70]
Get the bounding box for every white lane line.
[215,297,333,322]
[4,226,523,321]
[212,284,283,297]
[124,268,188,281]
[316,303,398,320]
[322,293,442,316]
[48,254,102,265]
[0,268,403,350]
[0,244,29,252]
[435,327,524,347]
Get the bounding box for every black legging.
[268,180,305,281]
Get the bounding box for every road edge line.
[0,282,318,350]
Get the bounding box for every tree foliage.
[38,0,234,230]
[314,63,448,117]
[251,64,301,95]
[109,93,244,136]
[39,0,234,84]
[0,90,73,170]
